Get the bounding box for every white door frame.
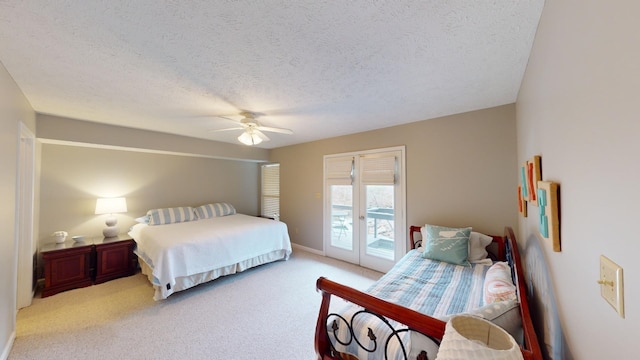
[15,122,35,309]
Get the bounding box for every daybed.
[315,225,542,360]
[129,203,292,300]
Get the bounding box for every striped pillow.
[147,207,196,226]
[195,203,236,219]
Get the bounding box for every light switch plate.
[600,255,624,318]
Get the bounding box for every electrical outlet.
[599,255,624,318]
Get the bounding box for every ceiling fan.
[209,111,293,146]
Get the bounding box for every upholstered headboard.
[524,234,568,359]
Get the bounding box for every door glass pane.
[365,185,394,260]
[330,185,352,250]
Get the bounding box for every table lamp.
[95,197,127,238]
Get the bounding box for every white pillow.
[467,299,523,343]
[135,215,149,224]
[437,299,523,344]
[468,231,493,262]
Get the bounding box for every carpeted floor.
[9,249,382,360]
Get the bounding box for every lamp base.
[103,226,119,238]
[103,215,119,237]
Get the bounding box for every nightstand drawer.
[95,239,137,284]
[42,245,93,297]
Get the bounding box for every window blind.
[326,156,354,182]
[261,164,280,218]
[361,155,396,184]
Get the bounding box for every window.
[261,164,280,219]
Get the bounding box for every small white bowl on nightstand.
[72,235,85,243]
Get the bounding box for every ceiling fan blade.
[208,127,244,133]
[255,130,270,141]
[256,126,293,135]
[210,115,244,123]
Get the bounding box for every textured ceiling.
[0,1,544,149]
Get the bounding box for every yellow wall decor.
[537,181,560,252]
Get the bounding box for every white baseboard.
[1,330,16,360]
[291,242,324,256]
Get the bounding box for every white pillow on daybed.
[468,231,493,262]
[436,299,523,345]
[468,299,523,343]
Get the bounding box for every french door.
[324,147,405,273]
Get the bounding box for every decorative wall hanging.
[537,181,560,252]
[518,165,528,217]
[517,185,527,217]
[525,156,542,206]
[519,164,528,203]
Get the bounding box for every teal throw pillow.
[422,225,472,265]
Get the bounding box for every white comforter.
[129,214,292,299]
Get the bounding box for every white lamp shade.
[95,197,128,215]
[436,315,524,360]
[238,131,263,146]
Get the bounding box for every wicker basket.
[436,314,523,360]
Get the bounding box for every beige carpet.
[9,249,382,360]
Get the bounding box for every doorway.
[324,146,405,273]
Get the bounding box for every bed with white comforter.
[129,212,291,300]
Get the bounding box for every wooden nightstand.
[41,235,138,297]
[41,240,94,298]
[94,235,137,284]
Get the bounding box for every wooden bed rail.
[315,226,543,360]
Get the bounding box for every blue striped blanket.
[328,249,491,359]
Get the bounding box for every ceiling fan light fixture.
[238,130,263,146]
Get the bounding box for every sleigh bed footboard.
[315,277,446,360]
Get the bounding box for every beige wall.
[270,104,517,251]
[37,114,270,162]
[0,62,36,358]
[517,1,640,359]
[38,144,261,252]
